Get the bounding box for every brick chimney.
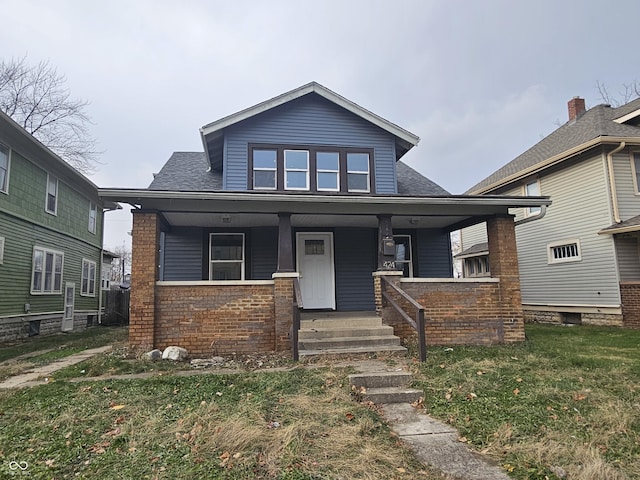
[568,97,586,121]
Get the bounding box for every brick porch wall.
[155,283,276,356]
[621,282,640,329]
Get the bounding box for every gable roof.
[148,152,449,196]
[200,82,420,170]
[467,97,640,194]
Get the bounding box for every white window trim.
[64,282,75,321]
[547,239,582,264]
[284,149,309,191]
[252,149,277,190]
[393,234,413,277]
[346,153,370,193]
[46,174,58,215]
[0,236,4,264]
[31,246,64,295]
[81,258,97,296]
[463,254,491,278]
[88,201,97,234]
[0,142,10,194]
[631,152,640,195]
[316,152,340,192]
[209,233,245,280]
[523,179,541,217]
[101,263,111,290]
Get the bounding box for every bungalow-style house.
[0,109,112,342]
[100,82,550,357]
[461,97,640,329]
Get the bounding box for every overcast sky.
[2,0,639,251]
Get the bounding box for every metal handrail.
[381,276,426,362]
[292,277,303,361]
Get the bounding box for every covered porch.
[99,189,550,357]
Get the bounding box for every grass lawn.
[0,324,638,479]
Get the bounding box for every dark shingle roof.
[600,214,640,234]
[455,242,488,258]
[148,153,448,196]
[466,97,640,194]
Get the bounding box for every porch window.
[284,150,309,190]
[394,235,413,277]
[81,259,97,296]
[209,233,245,280]
[253,149,277,189]
[347,152,370,192]
[0,142,9,193]
[524,180,541,216]
[46,174,58,215]
[316,152,339,191]
[31,247,64,294]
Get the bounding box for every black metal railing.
[381,276,426,362]
[292,277,303,361]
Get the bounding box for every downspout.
[514,204,547,226]
[607,142,625,224]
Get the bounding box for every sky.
[2,0,640,251]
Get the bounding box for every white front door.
[296,232,336,309]
[62,282,75,332]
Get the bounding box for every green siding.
[0,149,102,247]
[0,212,101,316]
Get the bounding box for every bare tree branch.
[597,80,640,107]
[0,56,101,174]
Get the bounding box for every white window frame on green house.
[523,179,541,217]
[631,152,640,194]
[101,263,111,290]
[209,233,245,280]
[31,247,64,294]
[46,174,58,215]
[81,258,97,296]
[547,239,582,264]
[88,202,97,234]
[0,142,10,194]
[0,236,4,264]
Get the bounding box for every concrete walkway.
[0,349,510,479]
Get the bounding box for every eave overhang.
[470,136,640,195]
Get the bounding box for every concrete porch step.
[349,371,424,405]
[358,387,424,405]
[298,345,408,357]
[299,335,401,350]
[300,316,382,329]
[298,325,395,340]
[348,371,412,389]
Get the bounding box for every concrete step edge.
[298,345,408,356]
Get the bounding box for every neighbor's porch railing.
[292,277,304,361]
[381,276,427,362]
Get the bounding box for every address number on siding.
[382,261,396,269]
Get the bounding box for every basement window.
[548,239,582,264]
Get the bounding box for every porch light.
[409,217,419,225]
[221,215,231,224]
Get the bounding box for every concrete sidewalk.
[0,345,112,389]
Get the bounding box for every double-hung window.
[0,142,9,193]
[393,235,413,277]
[81,259,96,296]
[284,150,309,190]
[316,152,340,191]
[524,180,541,216]
[46,174,58,215]
[346,152,370,192]
[31,247,63,294]
[209,233,244,280]
[253,149,277,189]
[632,153,640,194]
[88,202,97,234]
[0,236,4,264]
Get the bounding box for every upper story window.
[0,236,4,264]
[249,144,374,193]
[524,180,541,216]
[632,152,640,194]
[46,174,58,215]
[284,150,309,190]
[88,202,97,234]
[31,247,63,294]
[0,142,9,194]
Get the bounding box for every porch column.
[487,214,525,341]
[377,214,396,271]
[273,272,298,351]
[277,212,294,272]
[130,210,161,351]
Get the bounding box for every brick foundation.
[620,282,640,329]
[524,309,625,327]
[0,313,95,343]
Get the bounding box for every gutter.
[514,204,547,226]
[606,142,626,224]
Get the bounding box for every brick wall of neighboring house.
[155,283,276,356]
[621,282,640,329]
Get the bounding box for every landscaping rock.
[190,357,225,368]
[143,349,162,361]
[162,346,188,361]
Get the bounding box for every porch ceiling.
[99,189,551,232]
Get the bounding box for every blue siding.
[163,228,203,281]
[250,227,278,280]
[335,228,376,311]
[416,229,453,278]
[224,94,398,193]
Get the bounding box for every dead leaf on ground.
[513,388,520,396]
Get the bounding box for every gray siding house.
[461,97,640,328]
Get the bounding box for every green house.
[0,110,112,341]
